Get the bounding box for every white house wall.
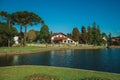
[51,33,76,44]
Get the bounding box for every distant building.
[102,36,107,41]
[14,35,19,44]
[111,37,120,45]
[102,36,108,46]
[50,32,76,44]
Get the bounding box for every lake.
[0,48,120,73]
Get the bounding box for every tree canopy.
[0,10,44,46]
[0,23,18,47]
[72,27,80,42]
[81,26,88,44]
[27,30,37,43]
[11,11,43,46]
[40,24,50,43]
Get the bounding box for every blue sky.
[0,0,120,36]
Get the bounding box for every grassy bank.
[0,46,60,56]
[0,66,120,80]
[0,45,106,56]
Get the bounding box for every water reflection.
[0,49,120,73]
[50,50,74,67]
[0,55,14,66]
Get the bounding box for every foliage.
[90,22,101,45]
[72,27,80,42]
[108,33,112,46]
[35,30,40,42]
[101,33,108,38]
[11,11,43,46]
[0,11,14,47]
[11,11,43,27]
[27,29,37,43]
[81,26,88,44]
[87,26,93,44]
[0,23,18,47]
[40,24,50,43]
[67,33,72,38]
[0,11,7,23]
[92,22,98,45]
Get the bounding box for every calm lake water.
[0,48,120,73]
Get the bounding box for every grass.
[0,46,43,52]
[0,66,120,80]
[0,45,105,55]
[0,46,53,55]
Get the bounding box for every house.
[111,37,120,45]
[50,32,76,44]
[102,36,108,46]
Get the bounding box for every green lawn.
[0,46,52,55]
[0,66,120,80]
[0,46,43,52]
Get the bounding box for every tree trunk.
[24,25,27,46]
[8,20,11,47]
[20,24,22,33]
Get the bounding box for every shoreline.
[0,45,120,56]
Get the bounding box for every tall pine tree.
[87,26,93,44]
[40,24,49,43]
[72,27,80,42]
[92,22,101,45]
[81,26,88,44]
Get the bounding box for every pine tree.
[96,25,101,44]
[87,26,93,44]
[92,22,101,45]
[40,24,49,43]
[81,26,88,44]
[92,22,97,45]
[72,27,80,42]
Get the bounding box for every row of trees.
[27,24,50,43]
[71,22,107,45]
[27,22,107,46]
[0,11,43,46]
[0,10,108,47]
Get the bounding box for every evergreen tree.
[11,11,43,46]
[96,25,101,44]
[81,26,88,44]
[87,26,93,44]
[92,22,98,45]
[40,24,49,43]
[92,22,101,45]
[0,23,18,47]
[0,11,15,47]
[67,33,72,38]
[72,27,80,42]
[108,33,112,46]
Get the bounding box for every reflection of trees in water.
[0,55,14,66]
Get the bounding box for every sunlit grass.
[0,46,48,55]
[0,66,120,80]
